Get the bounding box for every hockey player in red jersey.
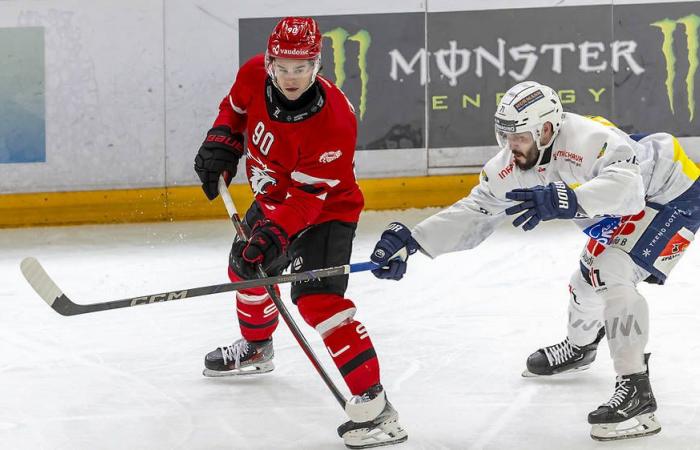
[193,17,406,449]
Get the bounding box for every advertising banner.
[615,2,700,135]
[427,2,700,148]
[0,27,45,163]
[239,4,700,151]
[239,13,426,150]
[427,5,615,148]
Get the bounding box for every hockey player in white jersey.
[370,81,700,441]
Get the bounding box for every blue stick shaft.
[349,261,378,273]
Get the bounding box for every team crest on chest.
[248,153,277,195]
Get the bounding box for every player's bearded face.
[272,58,315,101]
[502,131,539,170]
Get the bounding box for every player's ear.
[541,122,554,144]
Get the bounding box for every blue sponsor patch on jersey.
[583,217,621,245]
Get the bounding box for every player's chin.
[515,158,537,171]
[282,88,301,100]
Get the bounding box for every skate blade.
[343,421,408,449]
[344,432,407,449]
[590,413,661,441]
[521,364,591,378]
[202,361,274,377]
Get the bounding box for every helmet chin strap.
[533,123,557,164]
[534,146,547,166]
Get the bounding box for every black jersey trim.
[297,184,325,194]
[265,78,325,123]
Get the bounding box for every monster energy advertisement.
[239,14,425,151]
[428,2,700,147]
[615,2,700,135]
[241,3,700,151]
[428,5,614,148]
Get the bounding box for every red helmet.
[266,17,322,60]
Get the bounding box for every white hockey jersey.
[412,113,700,258]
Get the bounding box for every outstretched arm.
[411,179,510,258]
[370,174,511,280]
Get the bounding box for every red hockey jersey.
[213,54,364,237]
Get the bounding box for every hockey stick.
[218,176,348,408]
[19,257,376,316]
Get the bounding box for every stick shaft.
[217,177,348,408]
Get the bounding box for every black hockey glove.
[370,222,420,281]
[194,126,244,200]
[230,220,290,280]
[505,181,578,231]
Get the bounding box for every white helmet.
[494,81,563,152]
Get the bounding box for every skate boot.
[522,327,605,377]
[337,384,407,449]
[588,354,661,441]
[202,337,274,377]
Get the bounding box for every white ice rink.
[2,208,699,450]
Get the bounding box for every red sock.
[298,294,380,395]
[323,319,380,395]
[229,267,279,341]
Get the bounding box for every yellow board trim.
[0,174,480,228]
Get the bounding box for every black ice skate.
[202,337,274,377]
[588,354,661,441]
[338,384,407,449]
[522,327,605,377]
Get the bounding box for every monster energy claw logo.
[652,14,700,121]
[323,28,371,120]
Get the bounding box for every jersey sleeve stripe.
[229,95,247,115]
[291,170,340,188]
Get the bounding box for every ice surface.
[1,209,699,449]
